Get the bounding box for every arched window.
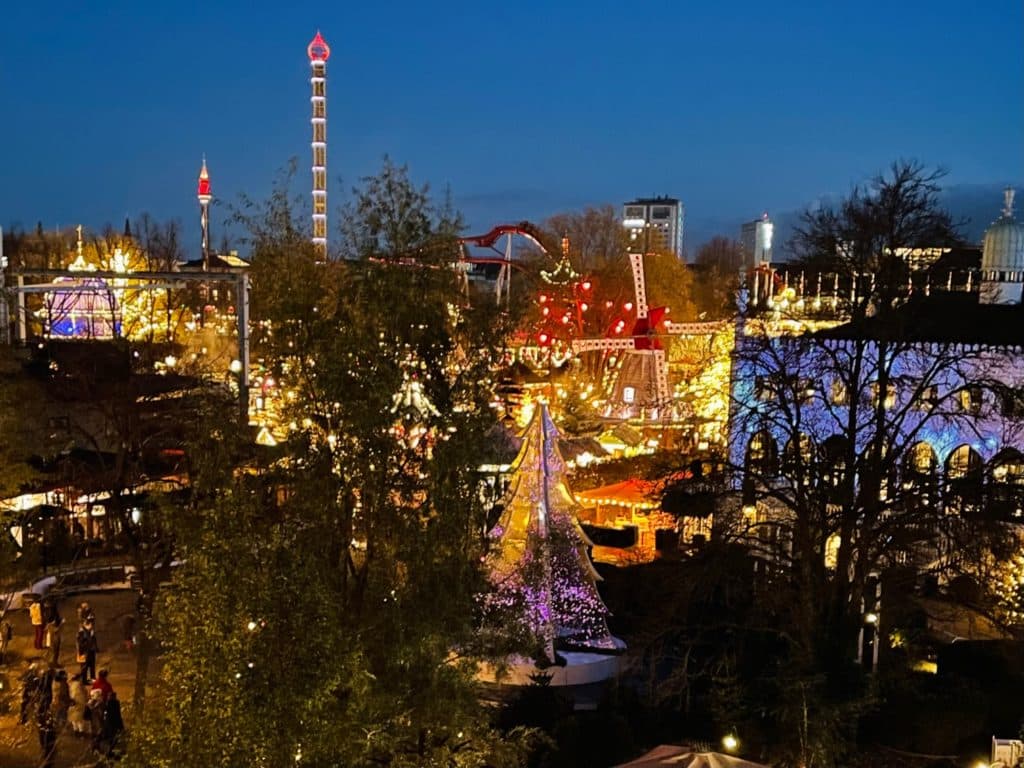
[906,441,939,477]
[781,432,815,481]
[745,430,778,475]
[903,441,939,511]
[989,448,1024,520]
[946,445,982,479]
[819,435,850,491]
[945,444,983,514]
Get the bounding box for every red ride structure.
[457,222,551,305]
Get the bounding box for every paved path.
[0,590,154,768]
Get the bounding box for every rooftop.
[813,290,1024,346]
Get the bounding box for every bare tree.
[714,161,1018,764]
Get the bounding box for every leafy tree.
[127,161,529,767]
[693,236,743,319]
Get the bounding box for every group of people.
[18,599,126,764]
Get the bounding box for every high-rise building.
[622,197,685,259]
[307,31,330,257]
[740,212,774,268]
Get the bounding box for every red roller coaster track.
[459,221,549,257]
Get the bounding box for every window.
[830,380,848,405]
[871,381,897,409]
[958,386,983,415]
[907,442,938,475]
[797,378,815,404]
[1001,388,1024,418]
[946,445,982,480]
[916,385,939,411]
[746,431,778,474]
[622,386,635,404]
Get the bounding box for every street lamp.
[722,733,739,752]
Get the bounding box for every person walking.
[19,663,41,725]
[45,617,63,667]
[51,669,71,731]
[91,667,113,702]
[77,620,98,682]
[0,615,11,664]
[30,599,45,650]
[42,598,62,629]
[100,691,125,757]
[36,666,54,716]
[37,710,58,768]
[68,672,89,736]
[86,688,104,750]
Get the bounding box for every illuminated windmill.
[572,251,725,421]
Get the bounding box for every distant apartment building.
[623,197,685,259]
[740,213,774,268]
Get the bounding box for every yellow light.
[722,734,738,752]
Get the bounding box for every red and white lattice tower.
[197,157,212,270]
[308,31,330,257]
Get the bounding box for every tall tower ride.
[197,157,212,270]
[307,31,330,257]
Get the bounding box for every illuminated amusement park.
[1,18,1023,768]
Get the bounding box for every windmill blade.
[628,252,648,319]
[572,337,637,353]
[663,320,730,336]
[653,348,670,406]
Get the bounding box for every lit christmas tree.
[482,403,615,665]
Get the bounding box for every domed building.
[980,187,1024,305]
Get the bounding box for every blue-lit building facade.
[728,190,1024,568]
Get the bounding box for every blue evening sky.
[1,0,1021,254]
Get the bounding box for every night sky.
[2,0,1021,254]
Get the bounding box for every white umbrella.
[615,745,769,768]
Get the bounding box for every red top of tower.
[197,158,211,200]
[308,31,330,62]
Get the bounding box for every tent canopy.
[615,745,769,768]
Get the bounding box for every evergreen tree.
[482,405,615,664]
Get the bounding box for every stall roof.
[576,478,660,509]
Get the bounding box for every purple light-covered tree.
[481,404,616,666]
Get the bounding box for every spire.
[197,156,211,203]
[123,217,132,238]
[1004,186,1016,219]
[307,30,331,61]
[198,156,212,270]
